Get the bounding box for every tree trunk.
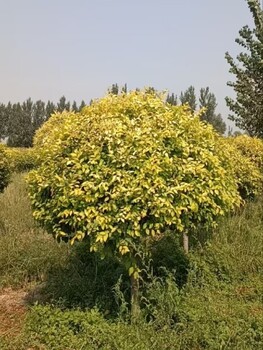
[183,232,189,254]
[130,274,140,322]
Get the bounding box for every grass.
[0,173,69,288]
[0,174,262,349]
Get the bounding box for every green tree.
[109,83,128,95]
[45,101,56,119]
[166,93,177,106]
[180,86,196,112]
[33,100,46,132]
[0,104,8,140]
[57,96,70,112]
[109,83,119,95]
[8,102,33,147]
[121,83,128,94]
[199,87,226,135]
[225,0,263,136]
[79,100,86,111]
[72,100,78,112]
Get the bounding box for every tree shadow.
[25,235,190,317]
[151,235,190,288]
[25,243,130,317]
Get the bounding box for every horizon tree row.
[166,86,226,134]
[0,84,226,148]
[0,96,87,147]
[110,84,226,135]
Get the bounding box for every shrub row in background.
[5,147,38,173]
[230,135,263,171]
[0,144,11,193]
[223,136,263,200]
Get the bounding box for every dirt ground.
[0,288,27,337]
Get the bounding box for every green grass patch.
[0,173,69,288]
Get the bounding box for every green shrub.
[0,144,11,193]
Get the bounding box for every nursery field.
[0,173,262,350]
[0,92,263,349]
[1,1,263,348]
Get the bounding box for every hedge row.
[5,147,38,173]
[223,135,263,200]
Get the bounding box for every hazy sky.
[0,0,255,129]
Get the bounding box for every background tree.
[71,101,78,112]
[225,0,263,137]
[109,83,119,95]
[57,96,70,112]
[121,83,128,94]
[199,87,226,134]
[166,93,177,106]
[0,104,8,140]
[33,100,46,134]
[180,86,196,112]
[7,102,33,147]
[45,100,56,119]
[177,86,226,134]
[1,97,82,147]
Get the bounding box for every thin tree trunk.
[183,232,189,254]
[130,274,140,322]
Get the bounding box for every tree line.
[0,96,87,147]
[166,86,226,134]
[225,0,263,138]
[0,85,226,148]
[1,0,262,148]
[110,84,226,135]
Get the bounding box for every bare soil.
[0,288,27,337]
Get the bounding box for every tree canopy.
[28,91,239,284]
[226,0,263,136]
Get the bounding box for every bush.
[27,91,240,280]
[5,147,38,173]
[33,111,73,149]
[0,144,11,193]
[229,135,263,171]
[222,138,263,200]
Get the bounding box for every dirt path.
[0,288,27,337]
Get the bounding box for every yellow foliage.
[224,136,263,199]
[0,144,10,192]
[28,90,240,274]
[5,147,38,173]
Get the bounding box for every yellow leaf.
[119,245,130,255]
[128,266,134,276]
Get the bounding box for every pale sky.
[0,0,256,130]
